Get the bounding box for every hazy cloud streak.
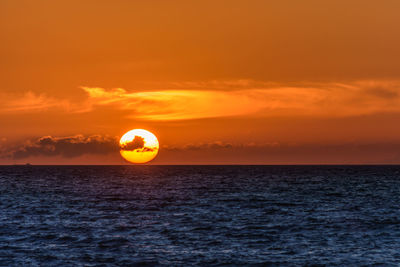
[0,92,90,114]
[81,80,400,120]
[1,80,400,120]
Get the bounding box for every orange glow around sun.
[119,129,159,164]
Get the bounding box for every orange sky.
[1,0,400,164]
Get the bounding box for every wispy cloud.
[81,86,270,120]
[81,80,400,120]
[2,80,400,120]
[0,91,90,114]
[0,92,61,112]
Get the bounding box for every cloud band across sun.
[4,134,400,164]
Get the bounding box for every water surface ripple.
[1,165,400,266]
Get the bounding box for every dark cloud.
[365,86,399,99]
[161,142,400,164]
[120,136,157,153]
[120,136,145,151]
[162,141,233,151]
[10,135,118,159]
[141,147,155,152]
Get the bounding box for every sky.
[1,0,400,164]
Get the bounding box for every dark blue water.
[1,166,400,266]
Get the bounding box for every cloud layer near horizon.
[4,134,400,164]
[5,135,118,159]
[1,80,400,121]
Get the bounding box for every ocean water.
[1,165,400,266]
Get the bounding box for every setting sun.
[119,129,159,164]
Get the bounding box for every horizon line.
[2,164,400,166]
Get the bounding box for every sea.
[1,165,400,266]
